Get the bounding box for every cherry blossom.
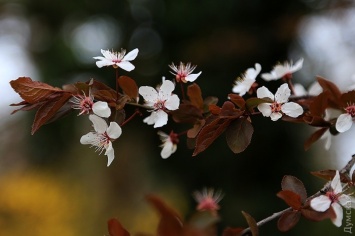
[257,84,304,121]
[335,103,355,133]
[80,115,122,166]
[169,62,202,83]
[293,81,322,96]
[193,188,223,214]
[158,131,179,159]
[310,170,355,227]
[93,48,139,71]
[232,63,261,96]
[71,90,111,118]
[261,58,303,81]
[139,80,180,128]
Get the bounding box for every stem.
[287,78,296,95]
[116,69,119,103]
[121,109,141,127]
[180,82,186,101]
[240,154,355,235]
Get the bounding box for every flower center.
[345,104,355,117]
[72,93,94,115]
[95,132,111,154]
[270,102,282,113]
[326,191,339,203]
[154,100,166,110]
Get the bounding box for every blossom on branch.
[169,62,202,83]
[261,58,303,81]
[232,63,261,96]
[71,90,111,118]
[193,188,223,215]
[94,48,139,71]
[257,83,303,121]
[293,81,322,96]
[139,80,180,128]
[158,131,178,159]
[80,115,122,166]
[310,170,355,227]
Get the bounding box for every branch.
[240,154,355,236]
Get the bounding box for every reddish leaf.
[241,211,258,236]
[352,170,355,183]
[62,81,90,94]
[209,104,221,115]
[303,115,330,127]
[108,218,130,236]
[222,227,244,236]
[277,211,301,232]
[203,96,219,113]
[10,77,63,104]
[118,76,138,101]
[187,120,205,139]
[317,77,342,107]
[31,93,72,134]
[171,104,203,123]
[10,101,44,114]
[340,90,355,107]
[187,83,204,109]
[225,117,253,154]
[228,94,245,109]
[310,169,350,183]
[145,194,183,236]
[304,127,328,151]
[281,176,307,203]
[277,190,302,210]
[309,91,330,117]
[301,207,336,222]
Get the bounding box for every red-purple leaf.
[187,83,204,109]
[301,207,336,222]
[228,94,245,110]
[118,76,138,101]
[317,77,342,108]
[171,104,203,123]
[225,117,253,154]
[277,190,302,210]
[145,195,183,236]
[277,211,301,232]
[310,169,350,183]
[241,211,258,236]
[309,91,330,117]
[108,218,130,236]
[304,127,328,151]
[340,90,355,107]
[281,176,307,203]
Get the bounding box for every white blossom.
[80,115,122,166]
[158,131,178,159]
[261,58,303,81]
[169,62,201,83]
[257,84,303,121]
[139,80,180,128]
[335,103,355,133]
[310,171,355,227]
[293,81,323,96]
[232,63,261,96]
[71,90,111,118]
[93,48,139,71]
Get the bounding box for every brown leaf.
[10,77,64,104]
[187,120,205,139]
[301,207,336,222]
[241,211,258,236]
[309,91,330,117]
[310,169,350,183]
[171,104,203,123]
[187,83,204,109]
[222,227,244,236]
[340,90,355,107]
[304,127,328,151]
[31,93,72,134]
[281,176,307,203]
[276,190,302,210]
[145,194,183,236]
[225,117,253,154]
[228,94,245,110]
[316,76,342,108]
[108,218,130,236]
[277,211,301,232]
[118,76,138,101]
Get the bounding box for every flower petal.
[281,102,303,118]
[331,171,342,194]
[139,86,158,103]
[275,83,290,103]
[261,72,278,81]
[331,203,343,227]
[161,140,176,159]
[159,80,175,100]
[92,101,111,118]
[257,86,274,100]
[80,132,98,145]
[89,114,108,134]
[338,194,354,208]
[257,103,272,117]
[164,94,180,111]
[106,122,122,139]
[310,195,332,212]
[336,113,353,133]
[308,81,323,96]
[105,142,115,166]
[123,48,139,61]
[95,59,114,68]
[290,58,304,73]
[270,112,282,121]
[153,110,168,128]
[118,61,135,72]
[185,72,202,82]
[293,83,307,96]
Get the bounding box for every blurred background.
[0,0,355,235]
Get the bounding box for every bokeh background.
[0,0,355,235]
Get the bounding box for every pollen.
[345,103,355,117]
[270,102,282,113]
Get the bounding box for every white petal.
[257,86,274,100]
[308,81,323,96]
[336,113,353,133]
[331,203,343,227]
[232,80,251,96]
[290,58,304,73]
[338,194,354,208]
[320,131,331,150]
[310,195,332,212]
[281,102,303,118]
[105,142,115,166]
[275,84,290,103]
[270,112,282,121]
[139,86,158,102]
[257,103,272,117]
[89,115,108,134]
[123,48,139,61]
[161,141,176,159]
[80,132,98,145]
[106,122,122,139]
[331,171,342,194]
[164,94,180,111]
[153,110,168,128]
[293,83,307,96]
[159,80,175,100]
[185,71,202,82]
[261,72,278,81]
[95,59,114,68]
[118,61,135,71]
[143,112,158,125]
[92,101,111,118]
[273,65,290,79]
[245,63,262,79]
